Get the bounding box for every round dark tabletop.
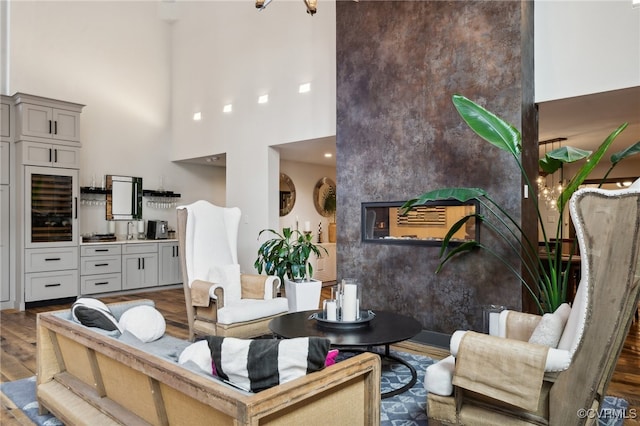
[269,310,422,347]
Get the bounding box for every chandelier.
[537,138,567,211]
[255,0,318,15]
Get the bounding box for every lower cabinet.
[80,244,122,295]
[158,242,181,285]
[79,240,181,296]
[122,243,159,290]
[24,246,79,302]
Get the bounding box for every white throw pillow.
[179,340,213,374]
[71,297,123,333]
[528,303,571,348]
[119,305,166,343]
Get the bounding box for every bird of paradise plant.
[402,94,640,314]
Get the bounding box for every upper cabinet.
[13,93,84,146]
[1,97,12,139]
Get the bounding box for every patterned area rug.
[0,351,629,426]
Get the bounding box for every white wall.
[535,0,640,102]
[170,0,337,271]
[279,159,336,241]
[6,0,224,235]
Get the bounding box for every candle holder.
[312,280,373,328]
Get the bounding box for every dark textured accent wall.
[336,1,536,333]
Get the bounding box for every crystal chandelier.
[537,138,567,211]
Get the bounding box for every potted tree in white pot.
[255,227,328,312]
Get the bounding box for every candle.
[489,312,500,336]
[343,283,358,321]
[325,300,337,321]
[304,221,311,232]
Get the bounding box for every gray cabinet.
[80,245,122,295]
[0,102,10,138]
[24,247,79,302]
[1,186,9,302]
[122,243,158,290]
[18,141,80,168]
[15,97,82,144]
[158,242,181,285]
[1,142,9,184]
[1,96,12,305]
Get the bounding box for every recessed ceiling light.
[223,104,233,113]
[324,153,332,158]
[299,83,311,93]
[258,94,269,104]
[193,112,202,121]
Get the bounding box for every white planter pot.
[285,278,322,312]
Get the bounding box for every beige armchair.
[424,182,640,425]
[177,201,289,341]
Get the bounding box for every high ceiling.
[537,86,640,178]
[186,86,640,179]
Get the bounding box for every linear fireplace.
[361,200,480,246]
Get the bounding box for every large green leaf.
[539,146,591,174]
[452,94,521,157]
[436,241,480,273]
[611,140,640,164]
[401,187,486,214]
[558,123,628,209]
[539,156,562,174]
[439,214,481,257]
[547,146,592,163]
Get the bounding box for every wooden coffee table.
[269,310,422,398]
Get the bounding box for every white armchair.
[177,201,288,340]
[424,181,640,425]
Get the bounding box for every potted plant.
[255,227,328,312]
[322,185,337,242]
[402,94,640,314]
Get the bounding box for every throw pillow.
[205,336,330,392]
[118,305,166,343]
[528,303,572,348]
[325,349,339,367]
[71,297,122,333]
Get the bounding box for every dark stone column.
[336,0,536,333]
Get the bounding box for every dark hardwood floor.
[1,288,638,425]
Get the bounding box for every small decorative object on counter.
[317,222,323,243]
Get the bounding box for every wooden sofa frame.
[36,302,382,426]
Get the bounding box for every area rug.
[0,351,629,426]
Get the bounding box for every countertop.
[80,237,178,245]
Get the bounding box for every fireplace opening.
[361,200,480,246]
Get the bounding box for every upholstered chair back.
[549,183,640,424]
[181,200,241,287]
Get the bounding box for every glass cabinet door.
[25,166,78,248]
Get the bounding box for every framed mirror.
[106,175,143,220]
[279,173,296,216]
[313,177,336,218]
